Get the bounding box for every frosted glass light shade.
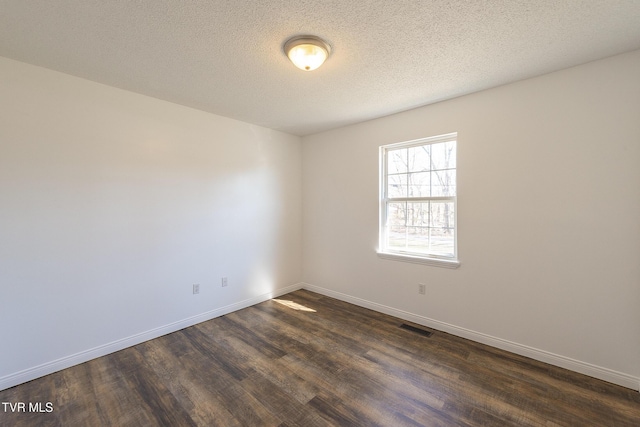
[284,36,331,71]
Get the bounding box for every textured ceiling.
[1,1,640,136]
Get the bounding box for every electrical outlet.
[418,283,426,295]
[221,277,228,287]
[193,284,200,294]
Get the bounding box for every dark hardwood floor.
[1,289,639,426]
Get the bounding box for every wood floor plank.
[307,393,376,426]
[1,289,639,426]
[110,348,198,427]
[136,339,242,427]
[239,372,329,427]
[199,320,320,406]
[58,360,114,426]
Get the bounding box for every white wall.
[0,57,302,389]
[302,50,640,388]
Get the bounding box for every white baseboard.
[301,283,640,392]
[0,283,303,391]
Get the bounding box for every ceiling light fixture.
[283,35,331,71]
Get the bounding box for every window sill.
[377,251,460,269]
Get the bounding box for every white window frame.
[378,133,460,268]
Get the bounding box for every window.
[379,133,459,268]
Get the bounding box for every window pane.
[407,172,430,197]
[429,227,455,257]
[406,227,430,251]
[430,141,456,170]
[430,170,456,197]
[387,148,407,174]
[406,202,429,226]
[408,145,430,172]
[387,174,407,198]
[430,201,455,229]
[387,202,407,227]
[388,225,407,251]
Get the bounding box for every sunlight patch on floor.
[272,299,316,312]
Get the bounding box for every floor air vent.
[400,323,433,337]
